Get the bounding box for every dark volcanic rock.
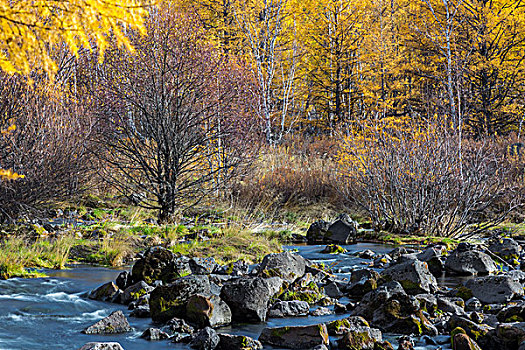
[88,282,119,302]
[220,277,279,322]
[190,327,220,350]
[258,251,307,282]
[190,257,217,275]
[140,327,169,341]
[464,275,523,304]
[306,215,358,245]
[82,310,132,335]
[217,334,262,350]
[258,324,329,349]
[149,275,211,322]
[268,300,309,318]
[445,243,497,276]
[186,294,232,328]
[78,343,124,350]
[306,220,331,244]
[121,281,153,305]
[131,246,183,284]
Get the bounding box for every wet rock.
[357,250,376,259]
[464,275,523,304]
[488,238,521,261]
[337,329,376,349]
[121,281,153,305]
[88,282,120,302]
[78,343,124,350]
[220,277,278,322]
[140,328,169,341]
[310,307,333,316]
[345,269,379,297]
[417,247,445,277]
[82,310,132,335]
[321,244,347,254]
[163,317,194,335]
[190,327,220,350]
[150,275,211,322]
[131,246,184,284]
[258,251,306,282]
[324,281,343,298]
[445,244,497,276]
[497,301,525,323]
[186,294,232,328]
[216,334,262,350]
[437,296,466,316]
[495,322,525,350]
[279,273,326,305]
[190,258,217,275]
[130,305,150,318]
[115,271,131,290]
[465,298,482,311]
[381,260,438,294]
[397,335,414,350]
[258,324,329,349]
[268,300,309,318]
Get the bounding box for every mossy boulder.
[149,275,211,322]
[88,282,119,302]
[217,334,263,350]
[279,273,326,304]
[381,260,438,295]
[337,330,376,349]
[258,324,329,349]
[131,246,188,284]
[258,251,307,282]
[321,244,347,254]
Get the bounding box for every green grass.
[0,235,75,279]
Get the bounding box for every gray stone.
[445,246,497,276]
[259,324,329,349]
[216,334,262,350]
[82,310,132,335]
[131,246,182,284]
[381,260,438,294]
[465,275,523,304]
[309,307,333,316]
[306,220,331,244]
[140,328,169,341]
[190,257,217,275]
[190,327,220,350]
[268,300,310,318]
[88,282,120,302]
[258,251,306,282]
[186,294,232,328]
[121,281,153,305]
[489,238,521,260]
[150,275,211,322]
[220,277,276,322]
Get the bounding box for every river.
[0,243,453,350]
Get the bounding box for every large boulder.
[346,269,379,297]
[78,343,124,350]
[150,275,211,322]
[259,324,329,349]
[220,277,280,322]
[131,246,184,284]
[190,327,220,350]
[326,316,372,336]
[306,220,331,244]
[464,275,523,304]
[279,273,326,304]
[186,294,232,328]
[495,322,525,350]
[445,243,497,276]
[82,310,132,335]
[258,251,306,282]
[268,300,310,318]
[381,260,438,294]
[217,334,262,350]
[121,281,153,305]
[416,246,445,277]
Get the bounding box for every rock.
[388,247,408,259]
[495,322,525,350]
[115,271,131,290]
[415,294,437,314]
[358,250,376,259]
[279,273,326,304]
[82,310,132,335]
[324,281,343,298]
[448,315,493,344]
[338,329,376,349]
[464,275,523,304]
[452,332,482,350]
[190,327,220,350]
[397,335,414,350]
[381,260,438,294]
[129,305,150,318]
[445,244,497,276]
[163,317,194,334]
[326,316,371,335]
[150,275,211,322]
[325,214,358,245]
[306,220,331,244]
[346,269,379,297]
[497,301,525,323]
[321,244,347,254]
[190,257,217,275]
[131,246,182,284]
[488,238,521,261]
[220,277,277,322]
[268,300,310,318]
[140,328,169,341]
[258,324,329,349]
[214,260,250,276]
[88,282,119,302]
[465,298,482,311]
[216,334,262,350]
[417,247,445,277]
[121,281,153,305]
[186,294,232,328]
[78,343,124,350]
[373,255,392,268]
[437,296,466,316]
[258,251,307,282]
[310,307,333,316]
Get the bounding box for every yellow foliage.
[0,0,150,76]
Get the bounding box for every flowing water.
[0,243,454,350]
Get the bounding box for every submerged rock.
[258,324,329,349]
[82,310,132,335]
